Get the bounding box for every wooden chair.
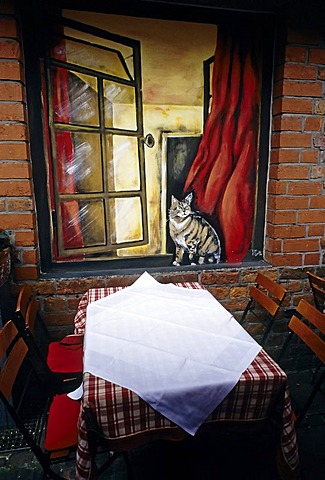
[0,319,81,479]
[277,299,325,425]
[307,271,325,313]
[240,273,287,346]
[14,285,83,385]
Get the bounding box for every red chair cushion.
[44,394,80,451]
[47,341,83,373]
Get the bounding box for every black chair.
[0,319,81,479]
[240,272,287,346]
[277,299,325,425]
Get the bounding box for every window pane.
[55,131,102,194]
[106,135,140,191]
[52,67,99,126]
[104,81,137,130]
[52,33,133,79]
[109,197,143,243]
[61,199,106,249]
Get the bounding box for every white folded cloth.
[69,272,261,435]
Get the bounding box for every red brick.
[0,102,25,121]
[267,180,287,194]
[0,212,35,229]
[288,181,322,195]
[298,210,324,223]
[15,230,37,246]
[267,210,297,224]
[309,49,325,65]
[266,253,303,267]
[283,239,319,253]
[268,195,309,210]
[273,97,313,115]
[0,123,28,141]
[0,82,24,101]
[283,64,317,80]
[304,116,324,131]
[7,198,34,211]
[309,224,325,236]
[310,196,325,208]
[0,39,21,59]
[265,238,282,253]
[0,161,30,178]
[229,286,247,299]
[272,133,312,148]
[304,253,321,265]
[0,179,32,196]
[282,80,322,97]
[285,46,307,62]
[270,149,299,164]
[273,115,302,131]
[14,265,39,281]
[266,224,306,239]
[200,271,239,285]
[270,165,309,180]
[0,17,17,37]
[0,143,28,160]
[301,150,319,163]
[0,60,22,80]
[22,248,38,264]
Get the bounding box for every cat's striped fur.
[168,193,221,266]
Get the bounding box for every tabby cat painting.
[169,193,221,266]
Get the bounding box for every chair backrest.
[15,284,52,345]
[0,320,78,477]
[240,273,287,346]
[250,273,287,316]
[15,284,34,320]
[0,321,28,403]
[288,299,325,364]
[307,271,325,314]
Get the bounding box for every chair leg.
[296,369,325,425]
[240,299,253,325]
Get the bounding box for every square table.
[73,282,299,480]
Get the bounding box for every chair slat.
[250,286,280,317]
[0,337,28,401]
[289,315,325,365]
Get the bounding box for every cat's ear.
[184,192,193,204]
[171,195,177,206]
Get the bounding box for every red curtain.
[51,39,84,251]
[184,24,261,263]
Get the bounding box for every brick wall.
[267,26,325,268]
[0,2,324,362]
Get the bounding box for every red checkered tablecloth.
[73,285,299,480]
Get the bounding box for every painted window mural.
[43,11,271,267]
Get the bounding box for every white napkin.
[69,272,261,435]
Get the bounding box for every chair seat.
[47,341,83,373]
[44,394,81,451]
